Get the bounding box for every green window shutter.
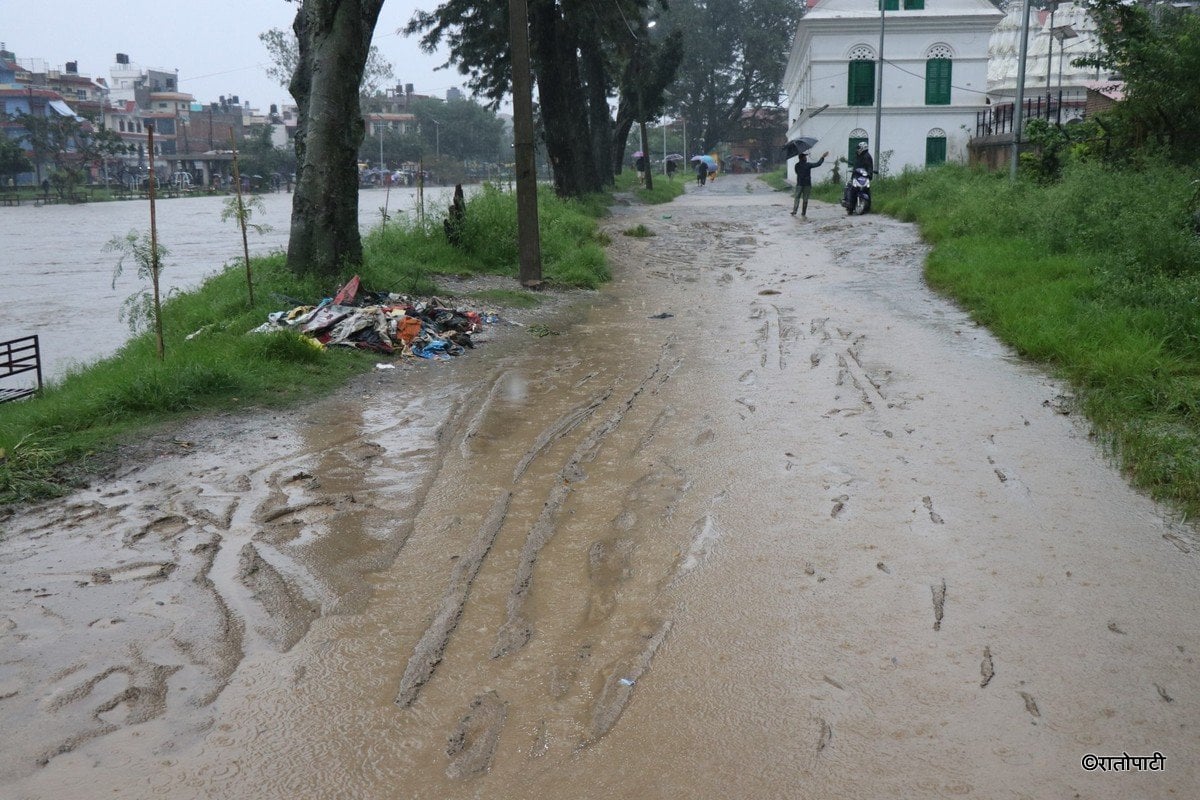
[848,61,875,107]
[903,0,924,9]
[879,0,899,9]
[849,137,867,163]
[925,136,947,165]
[925,58,951,105]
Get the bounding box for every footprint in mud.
[980,647,995,688]
[931,579,947,631]
[666,514,721,587]
[831,495,849,519]
[1018,691,1041,718]
[738,369,756,385]
[236,543,320,651]
[816,717,833,752]
[584,538,636,625]
[124,514,190,545]
[40,661,181,763]
[693,429,715,447]
[922,496,944,525]
[445,691,507,781]
[550,643,593,699]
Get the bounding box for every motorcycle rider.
[844,141,874,214]
[853,141,874,175]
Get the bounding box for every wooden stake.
[147,123,164,360]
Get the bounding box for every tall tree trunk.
[529,0,594,197]
[575,14,614,189]
[287,0,384,278]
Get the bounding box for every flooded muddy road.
[2,174,1198,799]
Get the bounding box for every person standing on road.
[636,155,647,186]
[695,159,707,186]
[791,150,828,217]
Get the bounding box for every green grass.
[362,182,611,289]
[873,162,1200,517]
[613,170,686,204]
[760,167,790,192]
[623,224,655,238]
[466,289,544,308]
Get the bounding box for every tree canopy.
[1077,0,1200,164]
[260,25,396,98]
[406,0,679,196]
[658,0,802,153]
[408,97,506,163]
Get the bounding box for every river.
[0,186,454,379]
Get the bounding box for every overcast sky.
[4,1,464,111]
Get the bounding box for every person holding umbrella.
[791,149,829,218]
[694,156,707,186]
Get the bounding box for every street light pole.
[1010,0,1034,181]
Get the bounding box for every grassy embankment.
[812,163,1200,518]
[0,177,680,504]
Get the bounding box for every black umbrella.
[783,137,818,157]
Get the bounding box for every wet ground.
[2,174,1198,799]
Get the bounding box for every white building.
[782,0,1002,178]
[988,2,1109,120]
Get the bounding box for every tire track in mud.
[510,389,612,483]
[492,347,675,659]
[460,370,508,459]
[396,491,513,708]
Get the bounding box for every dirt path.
[2,174,1197,799]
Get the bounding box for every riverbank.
[0,177,653,506]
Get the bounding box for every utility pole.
[873,5,885,173]
[509,0,542,287]
[1010,0,1033,180]
[28,87,42,186]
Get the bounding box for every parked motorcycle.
[841,167,872,215]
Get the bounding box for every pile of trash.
[252,275,493,360]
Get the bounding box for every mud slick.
[2,174,1199,799]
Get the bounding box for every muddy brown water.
[2,174,1198,798]
[0,186,452,379]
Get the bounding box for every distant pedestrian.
[695,159,707,186]
[636,155,647,186]
[790,150,828,218]
[41,178,50,198]
[666,159,677,181]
